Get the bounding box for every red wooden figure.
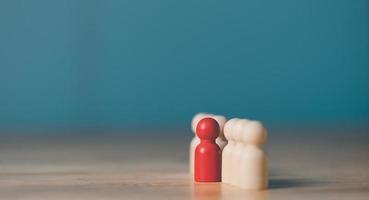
[194,117,222,182]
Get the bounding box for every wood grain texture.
[0,126,368,200]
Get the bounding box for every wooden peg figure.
[238,121,268,189]
[190,113,227,175]
[194,117,222,182]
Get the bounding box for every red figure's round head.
[196,117,220,140]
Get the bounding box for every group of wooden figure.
[189,113,268,190]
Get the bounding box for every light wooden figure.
[230,119,249,185]
[238,120,268,190]
[221,118,239,183]
[189,113,227,175]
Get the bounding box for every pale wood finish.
[0,126,368,200]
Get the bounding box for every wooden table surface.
[0,126,368,200]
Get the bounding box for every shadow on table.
[269,178,327,189]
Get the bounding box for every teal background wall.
[0,0,368,127]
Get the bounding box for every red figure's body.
[195,117,222,182]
